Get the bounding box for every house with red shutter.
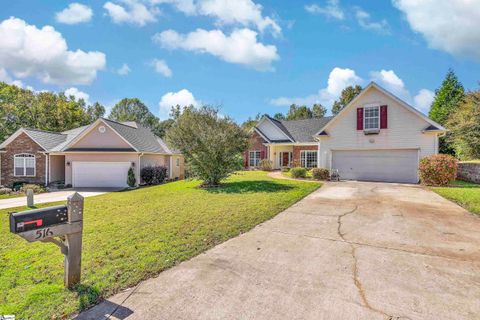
[244,82,447,183]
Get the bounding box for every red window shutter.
[260,150,265,159]
[380,105,388,129]
[356,108,364,130]
[244,151,249,168]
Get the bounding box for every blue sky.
[1,0,479,122]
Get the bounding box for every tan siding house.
[0,118,184,188]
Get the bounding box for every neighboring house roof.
[0,118,179,155]
[254,116,333,143]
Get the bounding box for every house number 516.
[35,228,53,239]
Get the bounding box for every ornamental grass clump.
[312,168,330,180]
[419,154,458,186]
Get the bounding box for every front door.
[282,152,290,167]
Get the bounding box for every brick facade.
[244,131,268,168]
[1,132,46,186]
[293,145,318,167]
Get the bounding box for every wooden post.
[26,189,34,207]
[65,192,83,288]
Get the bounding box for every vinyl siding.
[319,86,438,169]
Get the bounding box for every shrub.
[291,167,307,178]
[419,154,458,186]
[258,159,273,171]
[20,184,47,194]
[141,166,168,185]
[12,181,27,191]
[312,168,330,180]
[0,187,12,195]
[127,167,136,188]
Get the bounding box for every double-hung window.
[14,154,36,176]
[364,106,380,130]
[249,151,261,167]
[300,150,318,168]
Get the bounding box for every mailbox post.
[9,192,84,288]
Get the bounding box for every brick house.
[243,82,447,183]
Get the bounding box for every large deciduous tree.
[331,85,362,115]
[429,69,465,155]
[312,103,327,118]
[0,82,103,142]
[447,89,480,160]
[166,106,249,187]
[286,104,312,120]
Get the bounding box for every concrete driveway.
[0,188,113,209]
[78,182,480,320]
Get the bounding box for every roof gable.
[67,121,133,150]
[256,117,294,142]
[315,82,447,135]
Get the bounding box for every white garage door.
[72,162,131,188]
[332,149,419,183]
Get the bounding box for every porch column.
[317,143,321,168]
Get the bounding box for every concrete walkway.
[0,188,112,209]
[78,182,480,320]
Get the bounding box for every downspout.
[169,156,173,179]
[138,153,144,186]
[45,153,49,186]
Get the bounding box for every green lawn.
[0,171,320,319]
[0,193,24,200]
[431,180,480,215]
[282,170,313,179]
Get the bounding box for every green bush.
[20,184,47,194]
[312,168,330,180]
[0,187,12,195]
[419,154,458,186]
[291,167,307,178]
[258,159,273,171]
[127,167,136,187]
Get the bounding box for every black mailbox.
[9,205,68,233]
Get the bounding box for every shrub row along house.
[245,82,447,183]
[0,118,184,188]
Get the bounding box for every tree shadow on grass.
[205,180,294,194]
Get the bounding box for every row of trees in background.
[0,82,178,143]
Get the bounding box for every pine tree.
[429,69,465,155]
[429,69,465,125]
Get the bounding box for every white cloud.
[117,63,131,75]
[56,3,93,24]
[393,0,480,60]
[104,0,159,26]
[270,67,362,107]
[151,59,172,77]
[154,0,281,36]
[305,0,345,20]
[159,89,199,118]
[0,17,106,85]
[370,69,410,102]
[0,68,24,87]
[153,28,279,71]
[414,89,435,114]
[65,87,91,104]
[355,7,390,35]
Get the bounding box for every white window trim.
[14,153,36,177]
[300,150,318,168]
[249,150,261,167]
[364,105,380,130]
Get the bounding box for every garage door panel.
[332,149,418,183]
[73,162,131,188]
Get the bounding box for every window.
[364,106,380,130]
[14,154,36,176]
[249,151,261,167]
[300,151,317,168]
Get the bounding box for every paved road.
[0,188,113,209]
[78,182,480,320]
